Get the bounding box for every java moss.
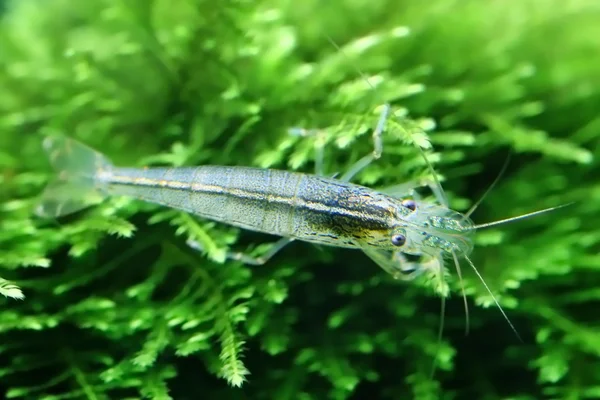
[1,0,599,399]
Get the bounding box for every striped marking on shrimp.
[105,173,396,231]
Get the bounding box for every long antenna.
[452,251,470,335]
[474,203,573,230]
[466,153,512,218]
[324,35,377,91]
[464,255,523,341]
[430,277,446,379]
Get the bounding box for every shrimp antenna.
[474,203,573,230]
[430,251,470,379]
[430,265,446,379]
[452,251,469,335]
[465,153,512,218]
[323,34,449,207]
[464,254,523,341]
[324,34,377,91]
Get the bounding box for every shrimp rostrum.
[36,104,565,335]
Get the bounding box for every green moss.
[1,0,598,399]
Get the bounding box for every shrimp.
[36,39,566,347]
[36,107,474,282]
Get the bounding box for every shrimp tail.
[36,136,113,218]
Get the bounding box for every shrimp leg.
[187,237,293,265]
[340,103,390,182]
[359,244,442,280]
[287,127,328,176]
[289,103,391,182]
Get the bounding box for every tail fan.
[35,136,113,218]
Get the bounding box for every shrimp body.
[37,136,474,276]
[107,166,404,249]
[106,165,473,252]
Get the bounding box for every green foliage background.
[1,0,599,399]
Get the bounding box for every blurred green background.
[1,0,599,399]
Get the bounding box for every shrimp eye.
[402,199,416,211]
[391,233,406,247]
